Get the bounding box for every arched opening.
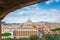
[0,0,47,40]
[1,3,42,38]
[0,0,47,20]
[1,0,60,39]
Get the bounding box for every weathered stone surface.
[0,0,47,20]
[0,19,2,40]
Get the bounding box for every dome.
[27,17,32,22]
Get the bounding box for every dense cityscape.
[0,0,60,40]
[2,18,60,40]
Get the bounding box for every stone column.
[0,19,2,40]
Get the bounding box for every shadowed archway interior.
[0,0,47,20]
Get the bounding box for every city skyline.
[2,0,60,23]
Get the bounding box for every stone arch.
[0,0,47,20]
[0,0,48,40]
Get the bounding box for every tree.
[2,38,12,40]
[54,34,60,40]
[51,28,60,40]
[43,34,53,40]
[51,28,60,31]
[38,38,46,40]
[18,38,30,40]
[2,32,11,38]
[30,35,39,40]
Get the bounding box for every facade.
[2,18,38,38]
[2,18,60,38]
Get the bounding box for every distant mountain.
[2,21,6,25]
[34,22,60,28]
[2,21,60,27]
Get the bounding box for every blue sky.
[2,0,60,23]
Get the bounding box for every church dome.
[26,17,32,23]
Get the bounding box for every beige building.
[2,18,38,38]
[2,18,59,38]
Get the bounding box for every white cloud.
[2,4,60,23]
[45,0,54,5]
[55,0,60,2]
[45,0,60,5]
[2,17,28,23]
